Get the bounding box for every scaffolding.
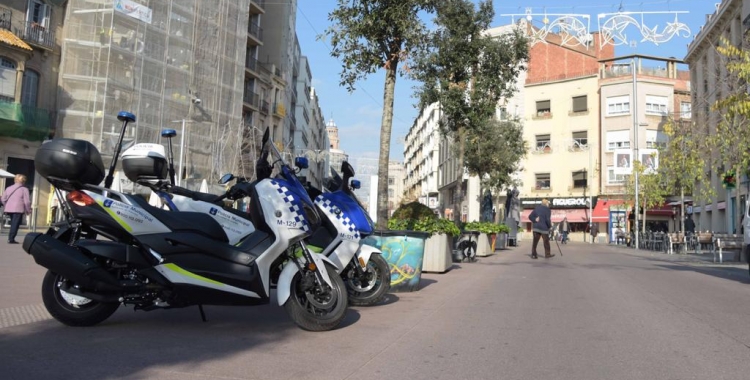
[57,0,249,191]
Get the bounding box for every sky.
[294,0,721,162]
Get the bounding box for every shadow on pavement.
[654,264,750,285]
[0,299,363,379]
[417,278,437,290]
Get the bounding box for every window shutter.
[536,100,550,111]
[572,96,587,112]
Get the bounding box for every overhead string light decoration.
[503,8,593,48]
[597,11,691,49]
[502,8,691,50]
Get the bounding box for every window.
[572,171,587,188]
[0,57,17,103]
[607,166,627,184]
[572,131,588,148]
[388,177,394,185]
[645,95,668,115]
[498,106,508,121]
[606,130,630,151]
[21,69,39,107]
[27,0,51,28]
[388,189,394,198]
[572,95,587,113]
[536,100,550,116]
[535,173,551,190]
[680,101,692,119]
[646,130,668,149]
[535,134,551,151]
[606,95,630,116]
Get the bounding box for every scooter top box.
[121,143,168,183]
[35,138,105,185]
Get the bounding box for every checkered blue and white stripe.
[271,180,309,232]
[316,195,360,239]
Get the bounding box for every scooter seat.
[171,186,221,203]
[127,194,229,242]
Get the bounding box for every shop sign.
[522,196,597,209]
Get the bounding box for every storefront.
[592,199,683,243]
[520,196,596,242]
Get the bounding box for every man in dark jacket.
[528,199,554,259]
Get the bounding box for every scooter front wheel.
[283,263,348,331]
[41,271,120,327]
[345,253,390,306]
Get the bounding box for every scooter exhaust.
[23,233,123,289]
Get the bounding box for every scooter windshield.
[264,137,315,208]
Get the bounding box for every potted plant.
[387,215,460,274]
[464,221,505,256]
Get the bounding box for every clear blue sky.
[295,0,719,161]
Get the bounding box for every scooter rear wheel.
[41,271,120,327]
[283,263,348,331]
[345,253,390,306]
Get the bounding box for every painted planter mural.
[363,230,429,292]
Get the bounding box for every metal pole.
[178,119,186,187]
[589,143,593,244]
[633,58,640,250]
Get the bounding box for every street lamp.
[170,119,194,187]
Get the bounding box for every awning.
[592,199,627,222]
[521,208,590,223]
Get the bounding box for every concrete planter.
[495,233,508,250]
[422,233,453,273]
[476,233,493,257]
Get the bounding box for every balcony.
[245,57,260,74]
[1,7,11,30]
[243,91,260,110]
[248,21,263,43]
[249,0,266,14]
[0,101,52,142]
[15,21,55,50]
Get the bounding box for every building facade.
[685,0,750,234]
[0,0,65,227]
[404,102,441,211]
[387,160,405,216]
[596,55,690,240]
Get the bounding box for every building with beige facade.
[685,0,750,234]
[596,55,691,240]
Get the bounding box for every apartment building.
[0,0,64,226]
[387,161,405,216]
[685,0,750,234]
[404,102,441,211]
[518,29,613,242]
[596,55,691,239]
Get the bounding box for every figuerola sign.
[521,197,597,209]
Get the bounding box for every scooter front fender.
[277,253,336,306]
[356,244,380,268]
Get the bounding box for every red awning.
[521,209,590,223]
[592,199,626,222]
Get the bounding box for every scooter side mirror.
[351,179,361,189]
[341,161,355,178]
[295,157,309,169]
[161,129,177,138]
[117,111,136,123]
[219,173,234,184]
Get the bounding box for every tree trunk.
[680,186,686,254]
[376,63,398,229]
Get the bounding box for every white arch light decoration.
[501,9,691,50]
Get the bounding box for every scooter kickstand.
[198,305,207,322]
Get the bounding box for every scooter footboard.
[277,254,336,306]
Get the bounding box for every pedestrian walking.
[1,174,31,244]
[559,217,570,244]
[590,223,599,243]
[528,199,554,259]
[684,215,695,235]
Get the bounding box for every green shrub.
[390,201,437,221]
[387,217,460,237]
[464,221,509,234]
